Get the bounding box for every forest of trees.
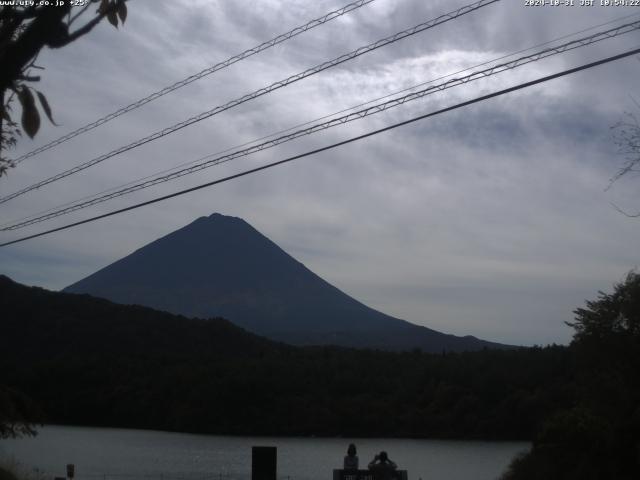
[1,274,573,439]
[1,272,638,478]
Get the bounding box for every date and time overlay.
[526,0,639,6]
[0,0,639,7]
[0,1,91,7]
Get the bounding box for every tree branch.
[0,5,71,92]
[610,202,640,218]
[68,2,93,26]
[18,75,41,82]
[63,1,124,46]
[63,13,107,45]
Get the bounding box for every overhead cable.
[10,0,378,165]
[3,20,639,231]
[8,8,636,230]
[2,45,639,248]
[0,0,500,206]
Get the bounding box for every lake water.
[0,426,528,480]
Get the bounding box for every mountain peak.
[209,212,236,220]
[201,212,244,222]
[64,215,509,352]
[191,212,245,226]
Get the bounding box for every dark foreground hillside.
[1,275,572,439]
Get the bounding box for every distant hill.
[64,213,508,352]
[0,274,278,361]
[0,274,572,439]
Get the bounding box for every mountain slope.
[64,213,508,352]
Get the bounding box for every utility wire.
[9,0,378,165]
[0,0,500,206]
[3,20,639,231]
[7,10,637,230]
[2,46,639,248]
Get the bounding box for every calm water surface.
[0,426,527,480]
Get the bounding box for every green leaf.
[18,88,40,139]
[117,1,127,24]
[36,90,58,126]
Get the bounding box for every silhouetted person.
[368,451,397,480]
[343,443,359,470]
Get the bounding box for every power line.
[4,20,639,231]
[9,0,378,165]
[0,0,500,206]
[7,10,637,231]
[2,46,639,248]
[4,19,636,230]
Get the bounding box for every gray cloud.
[1,0,640,346]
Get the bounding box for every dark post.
[66,465,75,480]
[252,446,277,480]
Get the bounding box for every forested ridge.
[1,274,573,439]
[4,272,639,477]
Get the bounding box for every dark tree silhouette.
[0,385,42,439]
[0,0,128,437]
[0,0,128,177]
[502,272,640,480]
[569,271,640,341]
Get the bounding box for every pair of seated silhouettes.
[343,444,398,480]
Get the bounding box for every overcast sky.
[1,0,640,346]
